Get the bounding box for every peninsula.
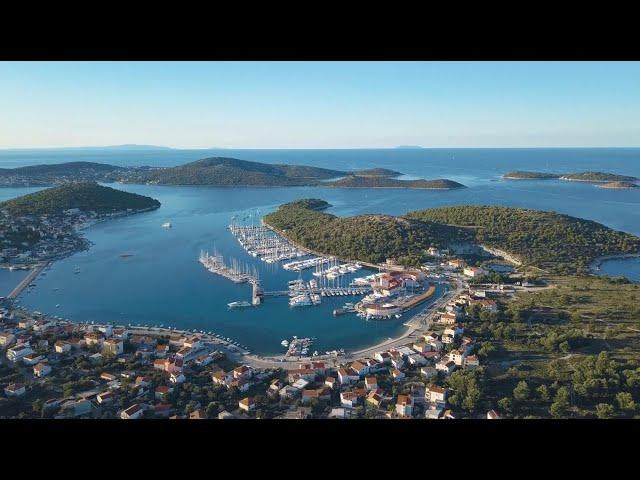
[266,200,640,274]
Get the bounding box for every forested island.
[503,170,638,186]
[325,176,465,190]
[0,158,466,190]
[0,162,126,187]
[265,200,640,273]
[503,171,560,180]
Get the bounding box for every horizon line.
[1,145,640,151]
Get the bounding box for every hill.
[326,176,466,190]
[405,205,640,274]
[142,157,346,186]
[0,182,160,216]
[0,161,125,186]
[263,199,472,266]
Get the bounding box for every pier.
[262,286,373,297]
[7,263,48,300]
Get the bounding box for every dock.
[262,286,373,297]
[7,263,48,299]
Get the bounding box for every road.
[7,263,48,299]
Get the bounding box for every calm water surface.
[1,148,639,353]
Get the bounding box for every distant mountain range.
[0,144,173,152]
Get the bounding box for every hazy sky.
[0,61,639,149]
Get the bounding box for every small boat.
[162,222,172,228]
[281,339,289,347]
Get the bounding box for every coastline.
[589,252,640,273]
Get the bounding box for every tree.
[497,397,512,414]
[549,386,571,418]
[537,384,550,402]
[595,403,615,419]
[513,381,531,402]
[616,392,636,413]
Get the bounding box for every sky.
[0,61,639,149]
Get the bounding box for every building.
[4,383,26,397]
[427,385,448,406]
[121,404,144,419]
[396,395,413,418]
[365,376,378,390]
[103,339,124,356]
[6,343,33,362]
[463,266,486,278]
[0,331,15,348]
[33,362,52,377]
[239,397,255,412]
[54,341,71,354]
[487,409,501,419]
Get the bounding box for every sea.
[1,147,639,354]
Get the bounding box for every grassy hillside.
[405,205,640,274]
[263,199,472,265]
[0,182,160,215]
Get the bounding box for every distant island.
[596,181,638,189]
[0,157,465,190]
[560,171,638,183]
[503,171,561,180]
[394,145,424,149]
[350,168,402,177]
[503,170,638,188]
[0,162,126,187]
[265,200,640,274]
[325,176,465,190]
[0,182,160,266]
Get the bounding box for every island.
[502,170,639,188]
[0,157,467,190]
[350,168,402,177]
[0,161,127,187]
[503,171,561,180]
[560,171,638,183]
[325,176,465,190]
[596,181,638,189]
[134,157,346,187]
[0,182,160,266]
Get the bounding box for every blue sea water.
[1,148,639,353]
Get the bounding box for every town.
[0,252,527,420]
